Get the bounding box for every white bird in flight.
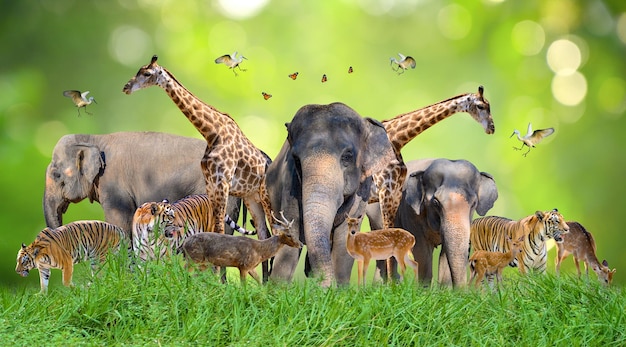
[63,90,96,116]
[390,53,416,75]
[215,51,248,76]
[510,123,555,156]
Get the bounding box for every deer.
[469,235,525,288]
[555,221,616,285]
[345,216,419,286]
[179,211,302,285]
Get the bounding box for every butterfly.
[348,66,353,73]
[288,72,299,80]
[262,92,272,100]
[321,74,327,83]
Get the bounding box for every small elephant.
[43,132,241,237]
[265,102,396,287]
[367,158,498,287]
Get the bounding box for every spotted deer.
[555,221,616,285]
[346,216,418,286]
[469,235,525,288]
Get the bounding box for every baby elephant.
[16,220,126,293]
[180,212,302,285]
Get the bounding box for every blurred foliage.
[1,0,625,287]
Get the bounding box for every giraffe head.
[465,86,495,134]
[123,55,165,95]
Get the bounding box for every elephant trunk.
[301,155,344,287]
[43,182,69,228]
[440,218,470,287]
[438,192,473,287]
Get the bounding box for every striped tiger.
[131,194,254,261]
[470,208,570,274]
[16,220,126,293]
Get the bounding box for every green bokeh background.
[1,0,625,287]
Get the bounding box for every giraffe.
[122,55,274,277]
[373,86,495,229]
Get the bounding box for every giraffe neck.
[382,93,472,152]
[156,67,230,143]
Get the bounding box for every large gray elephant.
[367,158,498,287]
[44,131,241,237]
[265,102,396,287]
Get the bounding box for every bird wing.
[63,90,80,98]
[531,128,555,141]
[215,54,233,64]
[525,123,533,137]
[405,56,416,69]
[81,91,91,99]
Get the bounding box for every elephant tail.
[224,215,256,235]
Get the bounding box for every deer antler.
[271,210,294,229]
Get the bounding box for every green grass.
[2,251,624,346]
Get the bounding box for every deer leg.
[247,269,262,285]
[573,256,582,278]
[404,253,419,283]
[361,257,370,287]
[357,260,365,286]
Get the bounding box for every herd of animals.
[15,54,616,293]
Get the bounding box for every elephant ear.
[476,171,498,216]
[362,117,396,178]
[404,171,426,215]
[75,143,105,184]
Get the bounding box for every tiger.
[131,194,255,261]
[470,208,570,275]
[16,220,126,293]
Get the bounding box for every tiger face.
[132,200,175,260]
[15,243,37,277]
[540,208,569,242]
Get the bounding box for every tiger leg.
[38,267,51,294]
[62,263,75,288]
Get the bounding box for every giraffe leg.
[201,158,231,234]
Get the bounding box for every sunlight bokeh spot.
[159,1,197,32]
[511,20,545,56]
[356,0,420,16]
[35,121,69,158]
[597,77,626,117]
[109,25,152,67]
[546,39,581,75]
[216,0,269,20]
[437,4,472,40]
[551,71,587,106]
[617,13,626,45]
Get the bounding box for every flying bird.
[348,66,353,73]
[288,72,298,80]
[321,74,327,83]
[390,53,416,75]
[510,123,555,157]
[262,92,272,100]
[215,51,247,76]
[63,90,96,116]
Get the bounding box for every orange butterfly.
[288,72,299,80]
[321,74,327,83]
[348,66,353,73]
[262,92,272,100]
